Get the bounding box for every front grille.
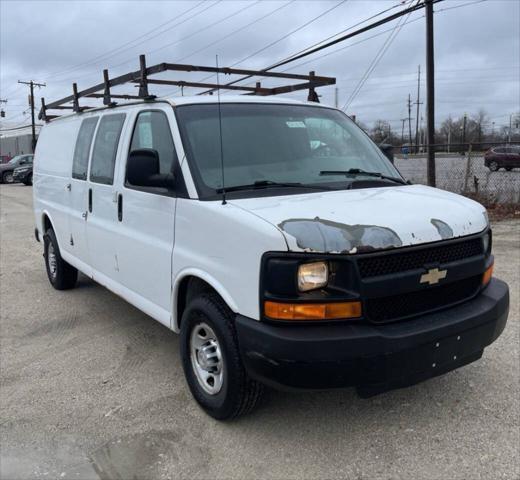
[357,237,483,278]
[366,275,482,324]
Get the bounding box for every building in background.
[0,125,41,162]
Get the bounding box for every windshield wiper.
[319,168,407,185]
[216,180,334,194]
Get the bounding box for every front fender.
[172,268,240,332]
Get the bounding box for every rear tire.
[180,293,263,420]
[505,167,513,172]
[43,228,78,290]
[488,161,499,172]
[2,171,14,183]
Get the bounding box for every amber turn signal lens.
[264,300,362,321]
[482,263,494,286]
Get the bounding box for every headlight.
[298,261,328,291]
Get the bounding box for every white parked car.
[33,96,509,419]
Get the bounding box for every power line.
[52,0,261,87]
[271,0,416,70]
[199,0,433,97]
[192,0,350,96]
[175,0,296,64]
[436,0,488,13]
[0,124,42,133]
[46,0,210,80]
[342,2,417,111]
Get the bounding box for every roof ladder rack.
[39,54,336,121]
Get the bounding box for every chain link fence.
[394,142,520,205]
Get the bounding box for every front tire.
[24,173,33,185]
[488,161,499,172]
[43,228,78,290]
[2,171,14,183]
[180,293,263,420]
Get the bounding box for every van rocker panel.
[235,278,509,392]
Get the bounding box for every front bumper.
[235,278,509,395]
[13,170,30,182]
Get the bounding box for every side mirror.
[379,143,394,163]
[127,149,174,189]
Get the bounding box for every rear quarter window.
[90,114,126,185]
[72,117,98,180]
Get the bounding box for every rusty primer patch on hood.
[278,217,403,253]
[431,218,454,240]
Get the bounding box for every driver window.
[129,110,177,175]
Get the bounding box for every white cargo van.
[33,95,509,419]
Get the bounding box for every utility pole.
[400,118,407,144]
[18,80,46,152]
[0,99,6,118]
[425,0,436,186]
[414,65,423,154]
[407,94,413,146]
[461,113,467,153]
[508,114,513,144]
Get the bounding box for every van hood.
[229,185,488,254]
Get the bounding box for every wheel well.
[176,276,220,326]
[42,214,52,233]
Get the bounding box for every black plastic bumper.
[235,278,509,395]
[13,171,30,182]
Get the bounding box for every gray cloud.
[1,0,518,132]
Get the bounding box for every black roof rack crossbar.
[39,54,335,121]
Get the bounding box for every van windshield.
[176,103,401,198]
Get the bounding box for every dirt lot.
[1,184,519,480]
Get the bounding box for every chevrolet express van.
[33,96,509,419]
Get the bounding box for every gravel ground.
[1,184,519,480]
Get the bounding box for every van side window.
[90,114,126,185]
[129,111,177,176]
[72,117,98,180]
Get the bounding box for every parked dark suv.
[484,145,520,171]
[0,154,34,184]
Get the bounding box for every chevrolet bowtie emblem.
[420,268,447,285]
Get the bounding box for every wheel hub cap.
[48,244,57,278]
[190,322,224,395]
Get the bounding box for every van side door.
[87,113,127,284]
[68,116,98,273]
[113,107,178,326]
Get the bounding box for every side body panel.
[171,199,288,331]
[33,117,82,252]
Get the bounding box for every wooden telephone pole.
[407,94,413,146]
[18,80,46,152]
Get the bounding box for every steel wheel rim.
[190,322,224,395]
[48,243,57,279]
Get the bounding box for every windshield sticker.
[286,121,306,128]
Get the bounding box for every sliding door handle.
[117,194,123,222]
[88,188,92,213]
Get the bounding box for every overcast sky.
[1,0,518,133]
